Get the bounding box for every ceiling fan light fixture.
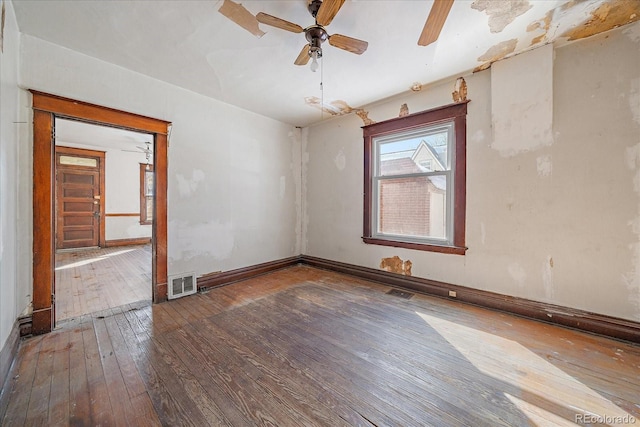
[310,49,320,72]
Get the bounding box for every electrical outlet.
[448,290,457,298]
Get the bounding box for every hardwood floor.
[55,245,152,321]
[2,265,639,426]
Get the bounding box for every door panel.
[56,150,103,249]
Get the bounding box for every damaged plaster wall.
[304,22,640,322]
[491,43,554,157]
[18,34,299,281]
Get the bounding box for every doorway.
[55,146,105,250]
[31,91,170,334]
[53,120,156,321]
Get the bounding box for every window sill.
[362,237,467,255]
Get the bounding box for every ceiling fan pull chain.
[320,57,324,120]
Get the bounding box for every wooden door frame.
[31,91,171,334]
[55,146,106,249]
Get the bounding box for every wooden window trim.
[363,101,468,254]
[140,163,154,225]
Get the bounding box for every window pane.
[144,171,154,196]
[146,196,153,221]
[377,175,447,239]
[378,127,450,176]
[59,155,97,167]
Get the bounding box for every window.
[363,102,468,254]
[140,163,154,224]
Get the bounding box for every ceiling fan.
[418,0,454,46]
[256,0,368,71]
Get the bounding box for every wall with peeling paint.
[304,22,640,322]
[17,34,300,282]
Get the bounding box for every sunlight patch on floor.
[415,311,634,425]
[55,248,136,271]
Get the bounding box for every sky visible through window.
[380,131,448,163]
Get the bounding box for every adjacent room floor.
[1,265,638,426]
[55,244,152,322]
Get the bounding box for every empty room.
[1,0,639,425]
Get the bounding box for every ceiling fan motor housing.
[305,25,328,57]
[308,0,323,19]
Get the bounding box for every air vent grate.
[168,272,197,299]
[386,288,414,299]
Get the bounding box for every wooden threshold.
[104,238,152,248]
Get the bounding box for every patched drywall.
[536,155,552,177]
[304,22,640,322]
[304,97,354,116]
[380,256,412,276]
[471,0,533,33]
[563,0,640,41]
[475,38,518,72]
[176,169,206,197]
[491,43,554,157]
[526,0,640,48]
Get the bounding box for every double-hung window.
[140,163,154,225]
[363,102,468,254]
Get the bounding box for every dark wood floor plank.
[225,290,477,426]
[103,311,148,400]
[82,317,115,425]
[118,306,210,426]
[67,319,92,426]
[1,336,44,426]
[204,307,385,426]
[24,332,58,425]
[162,328,256,426]
[210,295,413,426]
[47,329,71,425]
[169,323,304,426]
[130,305,233,426]
[183,319,351,427]
[94,315,139,425]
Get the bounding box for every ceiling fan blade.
[218,0,265,38]
[316,0,346,26]
[418,0,454,46]
[329,34,368,55]
[256,12,304,33]
[294,44,311,66]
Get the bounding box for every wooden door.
[55,147,105,249]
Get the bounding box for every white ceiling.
[55,118,153,153]
[12,0,635,127]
